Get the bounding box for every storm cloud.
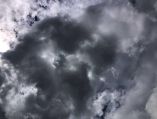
[1,0,157,119]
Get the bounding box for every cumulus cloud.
[1,0,157,119]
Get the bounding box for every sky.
[0,0,157,119]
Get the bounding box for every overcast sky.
[0,0,157,119]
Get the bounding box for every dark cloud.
[128,0,157,19]
[3,16,91,66]
[135,0,156,13]
[128,0,136,6]
[2,16,96,118]
[82,35,117,74]
[19,59,93,119]
[0,71,4,87]
[37,16,91,54]
[3,0,155,119]
[2,1,141,117]
[61,63,92,115]
[0,105,7,119]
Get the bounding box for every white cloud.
[146,88,157,119]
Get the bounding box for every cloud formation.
[1,0,157,119]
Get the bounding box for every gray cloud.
[1,16,97,118]
[1,0,157,119]
[1,10,120,118]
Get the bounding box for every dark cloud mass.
[0,105,7,119]
[3,16,91,65]
[1,0,157,119]
[2,16,97,119]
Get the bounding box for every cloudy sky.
[0,0,157,119]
